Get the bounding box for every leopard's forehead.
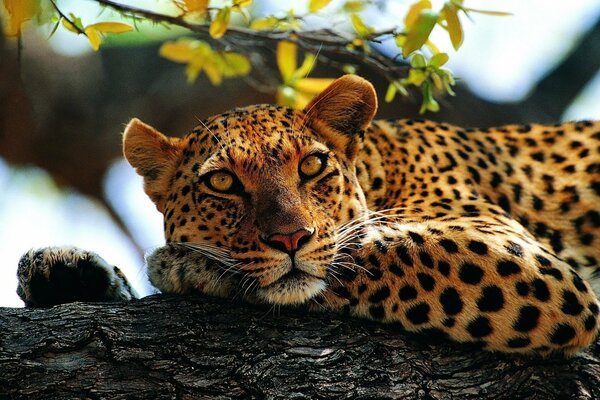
[184,104,321,170]
[197,104,308,143]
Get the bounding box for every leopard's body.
[18,76,600,355]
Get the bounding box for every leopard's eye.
[208,171,234,192]
[299,153,327,179]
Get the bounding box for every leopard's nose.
[262,228,315,255]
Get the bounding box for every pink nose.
[264,228,314,254]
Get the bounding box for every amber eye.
[208,171,234,192]
[299,153,327,179]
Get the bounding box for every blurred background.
[1,0,600,307]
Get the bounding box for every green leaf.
[443,4,463,50]
[429,52,449,67]
[308,0,332,13]
[420,81,440,113]
[385,83,397,103]
[407,68,427,86]
[403,10,438,58]
[48,19,61,39]
[221,52,251,77]
[410,53,427,68]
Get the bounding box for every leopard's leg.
[324,212,600,355]
[17,247,137,307]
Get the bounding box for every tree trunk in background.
[1,295,599,399]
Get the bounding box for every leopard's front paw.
[17,246,137,307]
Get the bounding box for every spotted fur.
[18,75,600,355]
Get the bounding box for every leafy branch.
[1,0,510,113]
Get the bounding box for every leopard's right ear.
[123,118,184,212]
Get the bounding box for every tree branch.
[1,294,600,399]
[92,0,409,82]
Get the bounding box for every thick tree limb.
[1,294,599,399]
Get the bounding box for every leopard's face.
[162,107,367,304]
[123,76,377,304]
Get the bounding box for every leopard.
[16,75,600,355]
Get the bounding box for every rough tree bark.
[1,294,599,399]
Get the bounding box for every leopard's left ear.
[303,75,377,160]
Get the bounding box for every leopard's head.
[123,75,377,304]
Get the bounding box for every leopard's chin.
[255,269,326,305]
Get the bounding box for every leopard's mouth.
[255,267,327,305]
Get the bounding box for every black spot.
[531,279,550,302]
[532,196,544,211]
[467,240,488,255]
[368,286,391,303]
[497,260,521,276]
[181,204,190,213]
[395,244,414,267]
[572,274,588,293]
[405,302,430,325]
[181,185,191,196]
[477,285,505,312]
[332,286,350,299]
[371,177,383,190]
[549,323,576,345]
[535,254,551,267]
[584,315,597,331]
[507,337,531,349]
[442,318,455,327]
[388,263,405,277]
[515,281,529,296]
[367,268,383,280]
[437,260,450,277]
[561,290,584,315]
[408,231,425,245]
[440,287,463,315]
[467,316,493,338]
[418,251,434,268]
[399,285,418,301]
[539,267,563,281]
[439,239,459,253]
[589,302,599,315]
[417,272,436,291]
[459,262,484,284]
[497,194,511,213]
[513,305,540,332]
[369,305,385,319]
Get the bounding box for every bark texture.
[1,294,599,399]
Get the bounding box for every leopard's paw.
[17,246,137,307]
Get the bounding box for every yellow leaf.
[308,0,332,13]
[296,78,335,95]
[185,60,204,83]
[351,13,373,37]
[277,41,297,83]
[221,53,251,76]
[293,53,316,81]
[443,4,463,50]
[62,18,79,33]
[159,40,198,63]
[236,0,253,7]
[209,6,230,39]
[294,92,313,109]
[86,22,133,33]
[404,0,431,30]
[403,9,438,58]
[84,26,102,51]
[203,62,223,85]
[184,0,209,14]
[2,0,38,36]
[276,85,297,107]
[250,16,278,30]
